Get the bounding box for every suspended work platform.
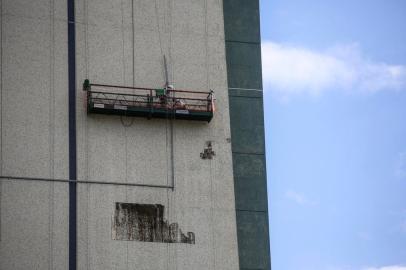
[83,80,215,122]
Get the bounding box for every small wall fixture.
[200,141,215,159]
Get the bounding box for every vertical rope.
[84,0,90,269]
[154,0,164,58]
[204,0,217,269]
[170,0,173,269]
[169,0,177,268]
[119,0,127,188]
[167,0,173,83]
[123,2,131,269]
[165,1,173,269]
[120,0,126,86]
[132,0,135,88]
[84,0,89,79]
[204,0,210,91]
[48,1,55,269]
[119,0,134,127]
[0,0,3,242]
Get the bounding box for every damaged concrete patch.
[200,141,215,159]
[112,203,195,244]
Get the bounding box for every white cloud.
[285,190,316,206]
[261,41,406,98]
[364,266,406,270]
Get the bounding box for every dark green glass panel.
[223,0,261,43]
[226,42,263,89]
[233,153,267,211]
[229,96,265,154]
[236,211,271,270]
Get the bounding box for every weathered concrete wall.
[0,0,239,269]
[0,0,69,269]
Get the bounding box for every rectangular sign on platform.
[93,103,105,108]
[114,105,127,110]
[176,110,189,114]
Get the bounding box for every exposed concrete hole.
[112,203,195,244]
[200,141,215,159]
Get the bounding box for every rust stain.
[112,203,195,244]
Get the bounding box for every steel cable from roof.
[48,1,56,269]
[83,1,91,268]
[204,1,218,269]
[160,1,174,269]
[0,0,3,242]
[167,0,179,268]
[119,0,134,128]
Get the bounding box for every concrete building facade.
[0,0,270,269]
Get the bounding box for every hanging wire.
[48,1,56,269]
[119,0,134,128]
[117,2,129,268]
[157,2,170,208]
[0,0,4,242]
[123,5,130,269]
[83,1,91,268]
[120,0,126,85]
[156,1,174,269]
[132,0,135,88]
[154,0,164,58]
[168,0,178,268]
[84,0,89,79]
[203,0,218,268]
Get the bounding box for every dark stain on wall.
[112,203,195,244]
[200,141,215,159]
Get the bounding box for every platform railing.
[84,81,215,114]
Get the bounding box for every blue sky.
[260,1,406,270]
